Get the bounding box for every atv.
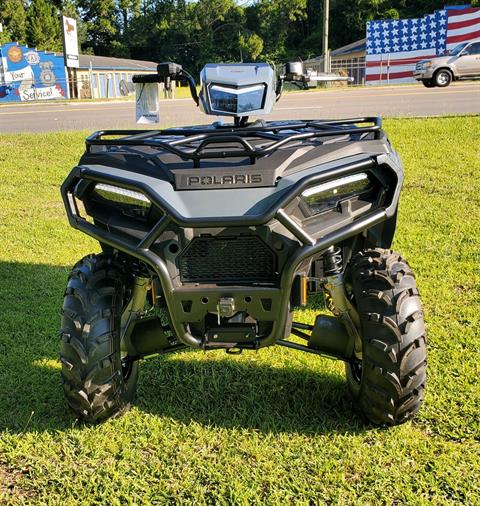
[59,61,427,425]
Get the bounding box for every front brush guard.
[61,157,390,350]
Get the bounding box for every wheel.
[59,253,139,422]
[344,249,427,426]
[433,69,452,87]
[422,79,435,88]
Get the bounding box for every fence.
[331,57,366,86]
[303,56,366,86]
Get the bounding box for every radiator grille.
[178,235,277,283]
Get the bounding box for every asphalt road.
[0,82,479,133]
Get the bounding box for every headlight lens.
[302,173,373,215]
[93,183,151,219]
[209,84,266,114]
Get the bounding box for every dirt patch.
[0,462,35,501]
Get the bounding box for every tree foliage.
[0,0,27,45]
[0,0,479,68]
[26,0,63,51]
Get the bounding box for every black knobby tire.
[434,69,452,87]
[422,79,435,88]
[345,249,427,426]
[59,253,139,422]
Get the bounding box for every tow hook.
[217,297,236,324]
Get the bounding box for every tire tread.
[59,253,138,422]
[346,248,427,426]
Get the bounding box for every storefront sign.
[62,16,79,68]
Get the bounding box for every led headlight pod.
[94,183,151,219]
[302,173,372,215]
[95,183,150,205]
[209,84,266,114]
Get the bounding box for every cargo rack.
[85,117,383,167]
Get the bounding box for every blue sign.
[0,42,69,102]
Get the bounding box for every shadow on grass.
[137,356,362,435]
[0,261,364,436]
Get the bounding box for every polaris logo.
[174,169,269,190]
[187,174,263,186]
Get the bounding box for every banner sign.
[20,85,66,101]
[62,16,79,68]
[0,42,68,102]
[4,64,34,83]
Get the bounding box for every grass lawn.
[0,117,479,504]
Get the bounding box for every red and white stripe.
[447,7,480,50]
[366,49,435,84]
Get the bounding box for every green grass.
[0,117,479,504]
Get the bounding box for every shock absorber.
[323,246,343,276]
[322,246,344,314]
[305,247,342,298]
[322,246,362,356]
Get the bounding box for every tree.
[247,0,307,60]
[240,33,264,61]
[77,0,118,55]
[0,0,27,45]
[26,0,62,51]
[117,0,140,34]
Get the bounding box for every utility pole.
[322,0,330,73]
[239,30,243,63]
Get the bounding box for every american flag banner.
[366,5,480,85]
[446,6,480,50]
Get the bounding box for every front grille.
[178,235,277,283]
[415,62,423,72]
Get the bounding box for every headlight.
[302,173,373,215]
[93,183,151,219]
[424,62,433,69]
[209,84,266,114]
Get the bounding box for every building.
[330,38,367,61]
[0,41,158,103]
[73,54,158,99]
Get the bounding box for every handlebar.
[133,63,199,106]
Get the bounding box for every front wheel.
[345,249,427,425]
[433,69,452,87]
[59,253,139,422]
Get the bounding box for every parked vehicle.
[59,62,427,425]
[414,40,480,87]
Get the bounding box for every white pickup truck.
[413,40,480,87]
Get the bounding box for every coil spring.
[323,246,343,276]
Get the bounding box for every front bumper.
[61,155,401,350]
[413,68,434,80]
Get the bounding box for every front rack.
[85,117,383,168]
